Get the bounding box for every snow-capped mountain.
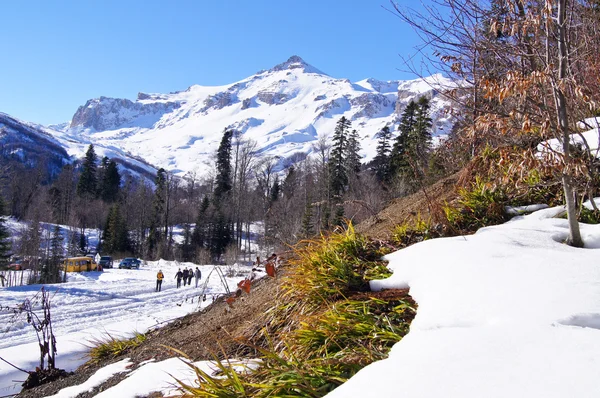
[0,112,157,180]
[60,56,457,176]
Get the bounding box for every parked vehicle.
[118,258,140,269]
[99,256,113,269]
[62,257,97,272]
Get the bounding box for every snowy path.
[0,261,245,396]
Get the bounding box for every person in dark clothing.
[156,270,164,292]
[187,267,193,286]
[175,268,183,288]
[182,268,189,286]
[194,267,202,288]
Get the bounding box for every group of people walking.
[155,267,202,292]
[175,267,202,288]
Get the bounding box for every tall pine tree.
[329,116,351,198]
[372,126,393,182]
[99,159,121,202]
[390,101,418,178]
[77,144,98,198]
[214,129,233,200]
[345,129,362,176]
[147,168,166,257]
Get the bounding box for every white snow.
[326,206,600,397]
[35,58,456,177]
[8,202,600,397]
[0,260,249,396]
[46,358,132,398]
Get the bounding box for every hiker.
[194,267,202,288]
[265,253,278,277]
[175,268,183,288]
[182,268,189,286]
[156,269,164,292]
[187,267,193,286]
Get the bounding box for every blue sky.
[0,0,425,125]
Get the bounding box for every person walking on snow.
[182,268,189,286]
[156,270,164,292]
[175,268,183,288]
[187,267,193,286]
[194,267,202,288]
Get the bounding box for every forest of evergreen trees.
[0,96,445,273]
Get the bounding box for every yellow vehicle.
[62,257,97,272]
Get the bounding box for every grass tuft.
[174,223,415,397]
[87,332,147,363]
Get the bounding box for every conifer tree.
[346,129,362,176]
[99,159,121,202]
[214,129,233,200]
[147,168,166,257]
[269,177,280,203]
[0,196,11,266]
[77,144,98,198]
[329,116,351,198]
[104,205,130,254]
[413,96,433,172]
[372,126,393,182]
[390,101,417,178]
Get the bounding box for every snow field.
[0,259,250,396]
[326,206,600,397]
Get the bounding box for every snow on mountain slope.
[62,56,458,176]
[0,112,157,181]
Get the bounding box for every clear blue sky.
[0,0,425,125]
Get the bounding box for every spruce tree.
[373,126,393,182]
[214,129,233,200]
[390,101,418,178]
[329,116,351,198]
[148,168,166,257]
[413,96,433,170]
[99,159,121,202]
[346,129,362,175]
[0,196,11,266]
[77,144,98,198]
[104,205,130,253]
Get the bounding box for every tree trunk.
[554,0,583,247]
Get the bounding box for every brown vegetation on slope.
[356,173,460,239]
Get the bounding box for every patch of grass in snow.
[88,332,147,363]
[176,223,415,397]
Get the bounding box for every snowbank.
[327,206,600,397]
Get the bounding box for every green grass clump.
[391,215,441,247]
[88,332,147,363]
[443,177,508,232]
[285,223,392,303]
[175,223,415,397]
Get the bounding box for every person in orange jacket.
[156,270,164,292]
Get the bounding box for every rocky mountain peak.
[268,55,327,75]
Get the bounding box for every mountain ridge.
[7,56,458,178]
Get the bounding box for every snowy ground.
[0,259,249,396]
[5,204,600,397]
[327,205,600,398]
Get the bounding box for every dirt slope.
[356,173,460,239]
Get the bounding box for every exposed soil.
[356,173,460,239]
